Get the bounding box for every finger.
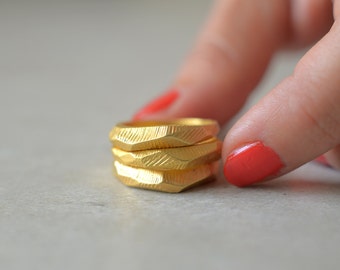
[324,145,340,169]
[314,145,340,169]
[288,0,333,48]
[133,0,333,124]
[133,0,291,123]
[223,19,340,187]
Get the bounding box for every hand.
[132,0,340,187]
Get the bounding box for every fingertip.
[314,148,340,170]
[132,89,179,120]
[314,155,331,167]
[223,141,284,187]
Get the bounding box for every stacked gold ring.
[109,118,222,193]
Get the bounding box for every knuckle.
[297,94,340,145]
[190,36,239,72]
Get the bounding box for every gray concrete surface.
[1,1,340,269]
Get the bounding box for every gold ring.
[112,138,222,170]
[113,160,219,193]
[109,118,219,151]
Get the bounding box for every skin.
[135,0,340,183]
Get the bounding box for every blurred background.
[1,1,340,270]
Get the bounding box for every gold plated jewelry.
[112,138,221,170]
[109,118,219,151]
[109,118,221,193]
[113,160,219,193]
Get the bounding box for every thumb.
[223,21,340,187]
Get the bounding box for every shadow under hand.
[248,162,340,196]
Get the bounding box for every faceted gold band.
[113,160,219,193]
[112,138,222,170]
[109,118,220,151]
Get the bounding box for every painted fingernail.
[314,155,331,167]
[224,141,284,187]
[133,89,179,120]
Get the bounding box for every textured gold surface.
[109,118,220,151]
[112,138,222,170]
[113,160,219,193]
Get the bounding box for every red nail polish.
[315,155,331,167]
[133,89,179,120]
[224,141,284,187]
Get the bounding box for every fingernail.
[133,89,179,120]
[224,141,284,187]
[314,155,331,167]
